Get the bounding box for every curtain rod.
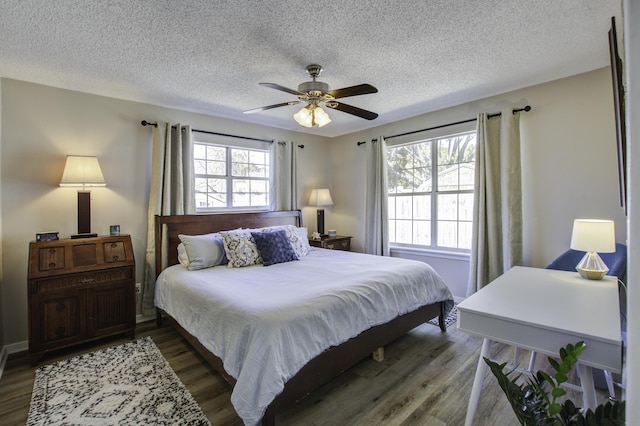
[140,120,304,147]
[381,105,532,142]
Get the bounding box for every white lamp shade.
[294,106,313,128]
[308,188,334,206]
[570,219,615,253]
[59,155,106,187]
[313,106,332,127]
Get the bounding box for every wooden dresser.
[27,235,136,365]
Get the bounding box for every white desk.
[457,266,621,425]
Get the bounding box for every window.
[387,131,476,251]
[194,142,270,211]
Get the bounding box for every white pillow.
[178,233,227,270]
[220,229,263,268]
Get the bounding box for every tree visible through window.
[387,131,476,250]
[194,142,270,211]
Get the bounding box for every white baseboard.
[0,340,28,381]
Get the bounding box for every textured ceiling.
[0,0,623,137]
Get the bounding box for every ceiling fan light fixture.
[314,106,332,127]
[294,104,332,128]
[294,105,314,127]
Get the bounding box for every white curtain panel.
[270,140,299,211]
[364,137,390,256]
[467,112,523,295]
[142,122,196,315]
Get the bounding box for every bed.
[154,210,454,425]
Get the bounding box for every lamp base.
[575,251,609,280]
[71,233,98,239]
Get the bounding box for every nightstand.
[27,235,136,365]
[309,235,352,251]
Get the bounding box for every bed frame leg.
[438,302,447,332]
[156,308,163,327]
[372,347,384,362]
[261,408,275,426]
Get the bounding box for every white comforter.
[155,248,453,425]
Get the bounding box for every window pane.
[194,159,207,174]
[413,195,431,220]
[459,193,474,221]
[459,221,473,250]
[208,146,225,160]
[194,144,206,159]
[396,196,412,219]
[414,220,431,245]
[395,220,413,244]
[207,160,225,175]
[437,220,458,248]
[437,194,458,220]
[388,196,397,220]
[437,164,459,191]
[459,161,475,190]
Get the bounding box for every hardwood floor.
[0,319,612,425]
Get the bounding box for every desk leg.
[578,363,597,410]
[465,338,494,426]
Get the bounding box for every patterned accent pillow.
[251,230,298,266]
[260,225,310,258]
[220,229,263,268]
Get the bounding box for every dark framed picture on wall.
[609,16,627,214]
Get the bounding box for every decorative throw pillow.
[177,243,190,268]
[220,229,263,268]
[260,225,310,258]
[251,230,298,266]
[178,233,228,270]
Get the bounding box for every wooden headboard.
[154,210,303,277]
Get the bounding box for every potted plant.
[484,341,625,425]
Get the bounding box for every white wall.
[329,68,627,299]
[0,79,330,345]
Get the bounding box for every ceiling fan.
[243,64,378,128]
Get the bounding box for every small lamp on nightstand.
[308,188,333,237]
[60,155,106,238]
[570,219,615,280]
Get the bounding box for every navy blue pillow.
[251,230,299,266]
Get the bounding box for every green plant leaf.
[554,372,568,384]
[551,387,566,398]
[549,402,562,416]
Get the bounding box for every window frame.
[387,127,476,253]
[193,139,271,213]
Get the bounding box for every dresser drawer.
[309,236,352,251]
[30,266,134,294]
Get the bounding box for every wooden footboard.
[157,301,446,425]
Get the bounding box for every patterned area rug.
[28,337,210,425]
[428,302,458,328]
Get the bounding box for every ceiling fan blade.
[243,101,301,114]
[327,84,378,99]
[259,82,304,96]
[331,102,378,120]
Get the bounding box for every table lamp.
[570,219,615,280]
[60,155,106,238]
[308,188,333,236]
